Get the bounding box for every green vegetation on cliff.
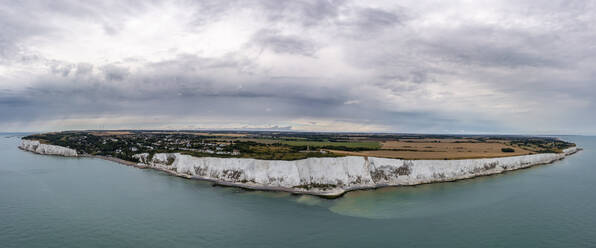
[23,131,576,162]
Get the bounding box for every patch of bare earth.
[327,140,534,160]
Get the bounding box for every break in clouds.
[1,0,596,134]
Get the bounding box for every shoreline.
[84,154,345,198]
[19,141,582,198]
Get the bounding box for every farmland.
[22,130,576,161]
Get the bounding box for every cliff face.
[136,146,580,196]
[18,138,580,196]
[19,139,78,157]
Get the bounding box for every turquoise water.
[1,134,595,247]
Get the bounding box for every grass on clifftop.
[22,131,577,161]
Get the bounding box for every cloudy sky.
[1,0,595,134]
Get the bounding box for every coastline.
[18,139,582,198]
[85,154,343,197]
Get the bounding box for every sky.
[1,0,595,134]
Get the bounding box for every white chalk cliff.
[19,139,579,196]
[19,139,78,157]
[133,146,580,196]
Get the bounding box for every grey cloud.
[0,59,378,130]
[417,26,565,68]
[341,6,405,34]
[356,8,402,27]
[251,29,318,56]
[148,53,252,72]
[2,0,596,133]
[101,64,130,81]
[258,0,345,26]
[0,1,147,65]
[103,25,119,35]
[0,57,489,132]
[75,63,94,76]
[0,3,49,62]
[185,0,344,30]
[50,62,75,77]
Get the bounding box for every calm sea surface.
[1,134,595,247]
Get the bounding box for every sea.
[1,133,595,247]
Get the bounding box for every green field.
[23,131,576,161]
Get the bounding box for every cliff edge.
[19,139,78,157]
[19,138,580,197]
[133,146,580,197]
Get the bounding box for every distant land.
[22,130,576,161]
[19,130,579,197]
